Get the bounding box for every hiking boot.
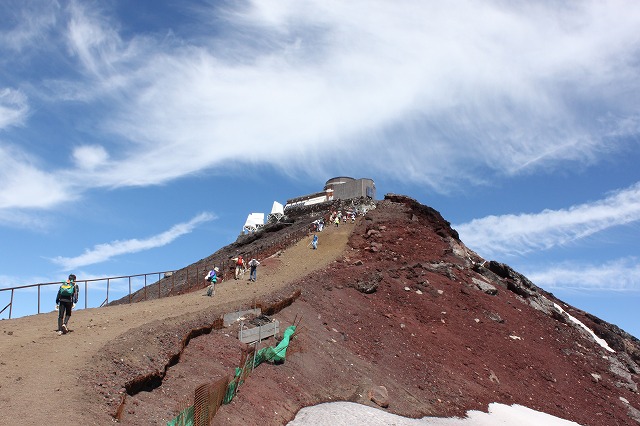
[57,331,63,336]
[62,324,68,334]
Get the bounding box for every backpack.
[59,282,75,298]
[236,256,243,265]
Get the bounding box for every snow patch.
[288,401,583,425]
[553,303,615,353]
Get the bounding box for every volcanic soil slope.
[2,195,640,426]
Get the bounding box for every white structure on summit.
[284,176,376,210]
[241,201,284,234]
[267,201,284,223]
[242,212,265,234]
[240,177,375,233]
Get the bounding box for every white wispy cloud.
[0,88,29,129]
[0,145,74,211]
[50,212,215,270]
[72,145,109,170]
[455,182,640,258]
[0,0,638,211]
[0,1,59,55]
[525,257,640,291]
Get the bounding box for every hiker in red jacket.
[233,254,246,280]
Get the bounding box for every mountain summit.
[1,194,639,425]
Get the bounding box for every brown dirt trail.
[0,222,353,426]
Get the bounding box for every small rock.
[368,385,389,408]
[486,312,504,323]
[473,278,498,295]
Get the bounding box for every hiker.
[233,254,245,280]
[55,274,78,335]
[311,234,318,250]
[248,258,260,282]
[205,267,220,296]
[334,216,340,227]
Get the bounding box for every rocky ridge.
[109,194,640,425]
[1,194,639,426]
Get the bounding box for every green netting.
[167,325,297,425]
[223,367,243,404]
[166,405,194,426]
[251,324,296,368]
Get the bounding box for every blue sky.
[1,1,639,338]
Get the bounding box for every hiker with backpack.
[248,258,260,282]
[55,274,78,335]
[205,267,220,296]
[233,254,246,280]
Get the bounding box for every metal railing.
[0,271,176,320]
[0,222,313,320]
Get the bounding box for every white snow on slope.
[288,401,582,425]
[553,303,615,353]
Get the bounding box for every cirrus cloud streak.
[50,212,215,270]
[455,182,640,258]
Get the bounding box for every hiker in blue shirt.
[55,274,78,335]
[205,267,220,296]
[311,234,318,250]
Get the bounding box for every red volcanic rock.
[3,195,639,426]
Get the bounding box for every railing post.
[106,278,110,305]
[159,273,162,299]
[84,281,87,309]
[9,289,14,319]
[144,274,147,301]
[37,285,41,314]
[128,276,132,304]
